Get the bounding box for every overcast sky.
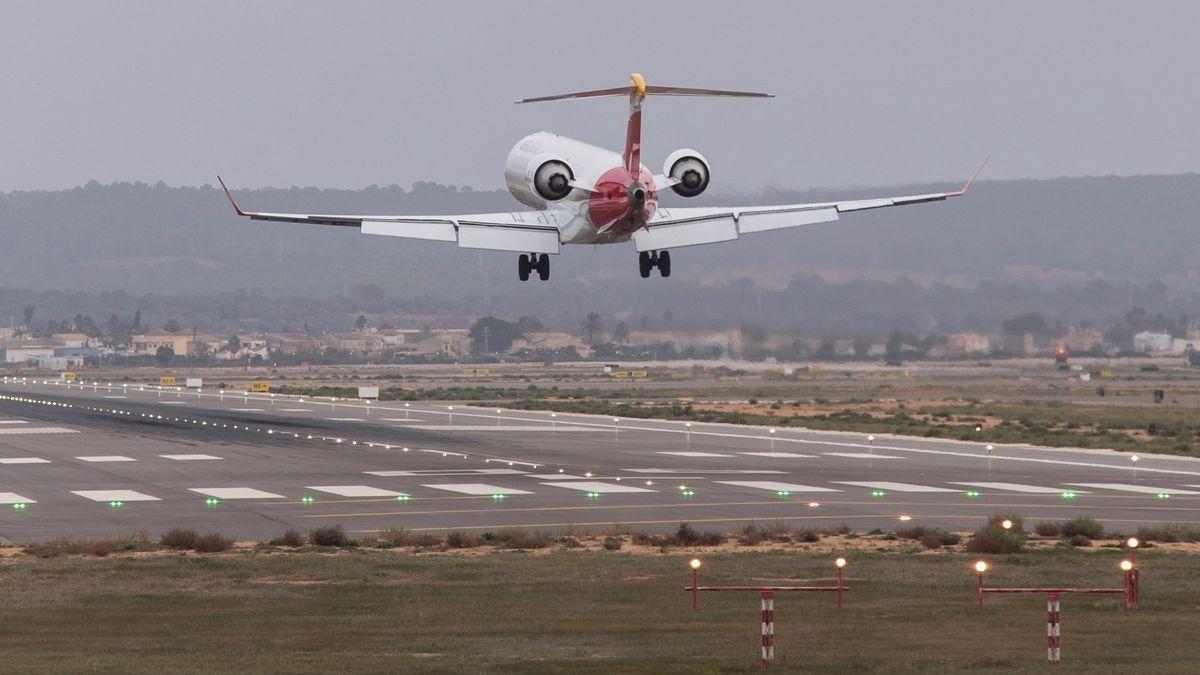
[2,1,1198,193]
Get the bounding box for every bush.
[602,536,623,551]
[1068,534,1092,547]
[1060,517,1104,540]
[378,527,439,547]
[90,540,116,557]
[308,525,349,547]
[1034,521,1062,537]
[736,525,764,546]
[270,528,306,547]
[445,530,485,548]
[194,532,234,553]
[797,529,821,543]
[160,528,199,550]
[673,523,725,546]
[492,527,551,549]
[1136,524,1200,543]
[966,524,1027,554]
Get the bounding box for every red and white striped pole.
[1046,592,1061,666]
[760,590,775,669]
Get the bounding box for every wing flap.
[458,224,560,254]
[737,207,838,233]
[633,215,738,252]
[361,219,457,242]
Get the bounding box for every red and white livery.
[220,73,987,280]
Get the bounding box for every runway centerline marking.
[540,481,656,494]
[1066,483,1200,495]
[951,482,1086,494]
[0,457,50,464]
[422,483,534,496]
[738,452,816,458]
[834,481,958,493]
[656,452,735,458]
[159,454,222,461]
[366,469,527,477]
[717,481,841,493]
[76,455,136,463]
[189,487,286,499]
[307,485,409,498]
[823,452,903,460]
[72,489,160,502]
[0,427,79,435]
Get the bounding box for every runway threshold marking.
[738,452,817,458]
[306,485,409,498]
[75,455,136,463]
[717,481,841,493]
[0,457,50,464]
[422,483,534,496]
[0,492,35,504]
[1066,483,1200,495]
[835,481,958,493]
[540,481,656,494]
[951,482,1086,494]
[72,490,160,502]
[189,487,286,499]
[159,454,222,461]
[0,427,79,435]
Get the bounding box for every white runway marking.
[0,420,29,424]
[76,455,136,463]
[0,427,79,435]
[951,482,1086,494]
[159,454,222,461]
[717,481,841,493]
[189,487,286,499]
[0,457,49,464]
[656,451,735,458]
[541,481,655,494]
[423,483,533,496]
[823,452,903,459]
[327,417,365,422]
[0,492,35,504]
[307,485,408,498]
[159,401,186,405]
[1066,483,1200,495]
[396,425,600,432]
[417,449,467,458]
[103,395,127,399]
[72,489,160,502]
[739,452,817,458]
[383,418,427,423]
[835,481,958,493]
[230,408,264,412]
[278,408,313,412]
[527,474,590,480]
[625,468,787,474]
[365,469,527,477]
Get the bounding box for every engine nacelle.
[532,160,573,201]
[663,149,710,198]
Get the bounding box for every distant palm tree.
[581,312,604,346]
[612,321,630,345]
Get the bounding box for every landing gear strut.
[518,253,550,281]
[638,250,671,278]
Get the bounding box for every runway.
[1,376,1199,543]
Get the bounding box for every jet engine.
[663,149,710,197]
[532,160,574,201]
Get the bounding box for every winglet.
[948,155,991,197]
[217,175,248,216]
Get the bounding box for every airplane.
[219,73,987,281]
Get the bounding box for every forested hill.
[2,173,1199,302]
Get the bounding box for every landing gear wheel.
[658,250,671,278]
[536,253,550,281]
[518,254,531,281]
[638,251,653,278]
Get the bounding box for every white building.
[1133,331,1174,354]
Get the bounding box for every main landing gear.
[639,250,671,278]
[518,253,550,281]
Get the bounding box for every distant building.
[1133,331,1174,354]
[50,333,92,349]
[1059,327,1104,352]
[937,333,991,356]
[510,332,586,352]
[0,340,63,364]
[130,333,193,357]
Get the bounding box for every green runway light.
[775,490,790,497]
[492,494,506,500]
[1061,491,1078,499]
[871,490,887,498]
[680,489,695,497]
[204,497,220,507]
[585,492,600,499]
[1158,493,1172,499]
[12,503,27,511]
[108,500,124,508]
[395,495,411,502]
[300,496,315,504]
[965,490,981,498]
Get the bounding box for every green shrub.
[194,532,234,553]
[160,528,199,550]
[602,536,623,551]
[966,524,1027,554]
[1034,521,1062,537]
[1135,524,1200,543]
[673,523,724,546]
[1068,534,1092,547]
[1060,517,1104,540]
[308,525,349,547]
[270,528,306,547]
[492,527,551,549]
[378,527,439,547]
[445,530,485,548]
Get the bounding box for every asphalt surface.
[1,376,1199,543]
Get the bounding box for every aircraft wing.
[217,177,560,254]
[633,157,988,253]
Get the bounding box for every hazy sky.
[2,1,1198,193]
